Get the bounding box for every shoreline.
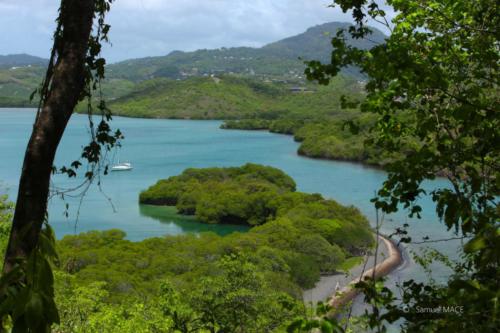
[0,107,386,171]
[329,235,403,310]
[303,234,404,310]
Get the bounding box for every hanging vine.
[0,1,118,331]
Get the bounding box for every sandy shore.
[303,235,403,308]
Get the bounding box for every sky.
[0,0,387,63]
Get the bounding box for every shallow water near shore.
[0,108,460,300]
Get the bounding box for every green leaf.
[464,236,486,253]
[321,320,334,333]
[287,318,305,333]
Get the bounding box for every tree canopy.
[299,0,499,331]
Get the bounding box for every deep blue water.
[0,108,461,287]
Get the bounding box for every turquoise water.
[0,108,461,286]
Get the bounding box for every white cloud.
[0,0,390,63]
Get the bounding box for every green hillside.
[0,65,136,107]
[0,65,45,106]
[107,22,385,81]
[109,75,363,120]
[0,22,384,108]
[0,54,49,106]
[109,74,391,167]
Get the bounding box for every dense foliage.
[299,0,500,332]
[141,164,297,224]
[222,114,398,167]
[53,215,368,330]
[108,74,362,120]
[1,162,375,332]
[54,231,307,332]
[0,195,13,257]
[0,184,373,332]
[141,164,371,245]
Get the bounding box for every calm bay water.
[0,108,461,289]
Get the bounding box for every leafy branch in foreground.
[300,0,499,332]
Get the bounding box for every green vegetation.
[140,163,373,260]
[222,113,400,167]
[111,73,391,166]
[109,74,362,120]
[140,163,296,224]
[56,175,371,331]
[0,22,384,108]
[0,15,384,333]
[1,0,496,329]
[296,0,500,332]
[110,76,284,119]
[0,167,374,332]
[106,22,385,82]
[338,256,364,272]
[0,65,135,107]
[0,65,45,106]
[54,231,308,332]
[0,195,13,256]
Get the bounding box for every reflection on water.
[138,204,249,236]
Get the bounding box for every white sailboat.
[111,162,133,171]
[111,150,133,171]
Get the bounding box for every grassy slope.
[110,75,363,120]
[0,66,45,106]
[0,66,136,108]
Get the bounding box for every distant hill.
[0,22,385,107]
[107,22,386,81]
[0,54,47,68]
[261,22,381,62]
[0,54,48,106]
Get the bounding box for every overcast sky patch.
[0,0,391,63]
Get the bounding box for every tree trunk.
[2,0,95,273]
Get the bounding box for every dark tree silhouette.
[3,0,95,274]
[1,0,116,331]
